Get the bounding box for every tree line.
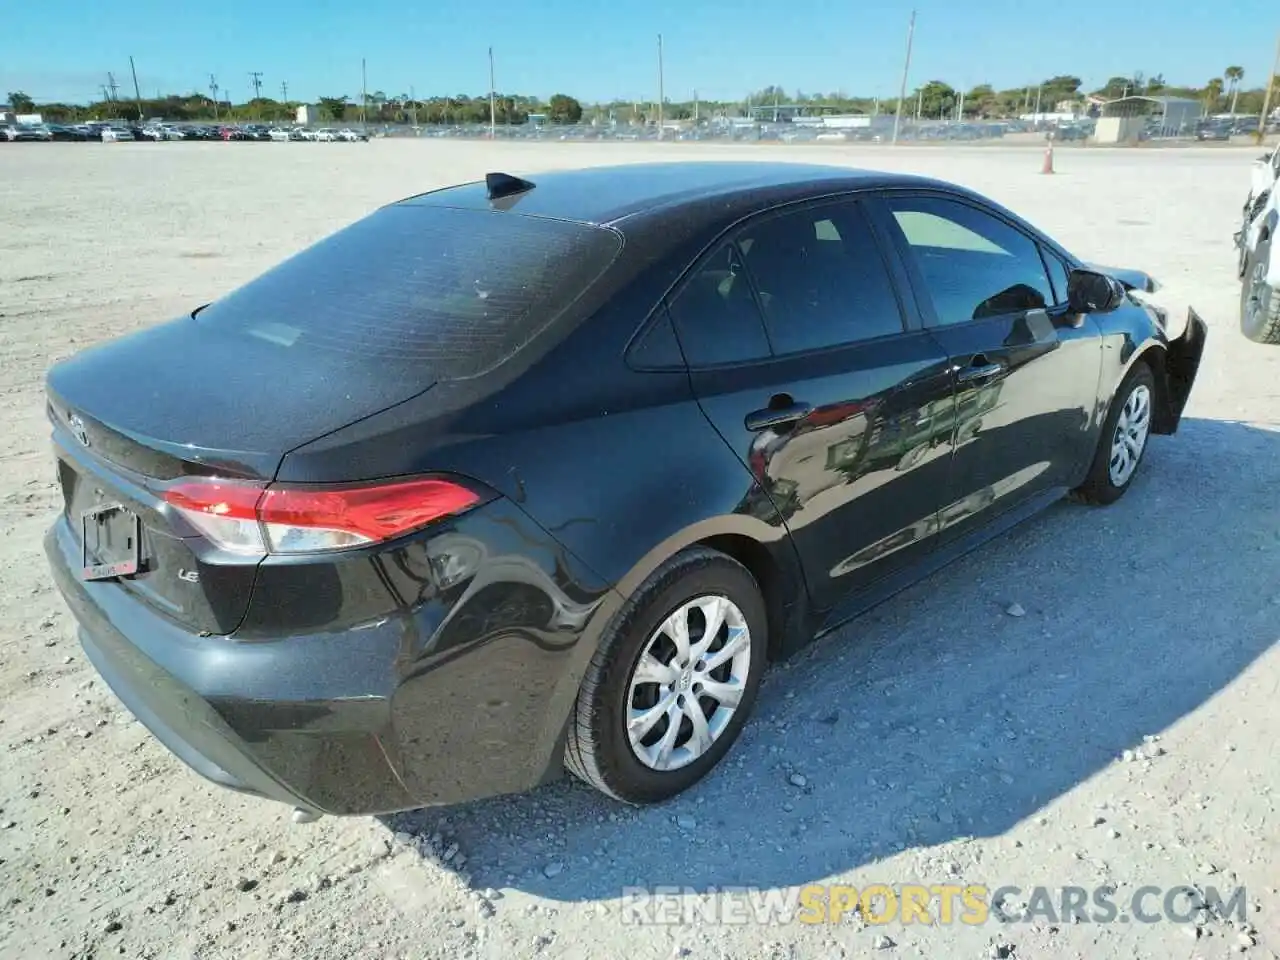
[6,68,1273,126]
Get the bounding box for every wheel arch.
[612,516,813,663]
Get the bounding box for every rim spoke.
[701,625,749,672]
[690,596,727,658]
[683,698,714,755]
[699,676,744,709]
[633,653,678,687]
[628,695,674,740]
[652,703,683,767]
[662,609,691,662]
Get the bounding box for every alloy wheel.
[625,595,752,772]
[1108,383,1152,487]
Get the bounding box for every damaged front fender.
[1152,308,1208,435]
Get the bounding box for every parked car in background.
[314,127,339,142]
[267,127,293,142]
[337,128,368,142]
[3,123,51,141]
[47,124,92,141]
[43,162,1206,818]
[1237,142,1280,344]
[100,126,135,142]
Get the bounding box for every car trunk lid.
[46,317,437,636]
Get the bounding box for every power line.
[249,71,263,100]
[106,73,120,101]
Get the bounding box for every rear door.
[667,195,956,615]
[870,191,1102,546]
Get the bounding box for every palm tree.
[1205,77,1225,113]
[1226,66,1245,115]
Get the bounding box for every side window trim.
[876,188,1056,330]
[1038,244,1072,307]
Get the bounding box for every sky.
[2,0,1276,106]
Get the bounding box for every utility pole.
[106,72,120,101]
[128,55,144,121]
[916,87,923,121]
[693,89,699,123]
[410,84,417,127]
[249,71,263,100]
[891,8,916,144]
[280,80,288,102]
[209,75,219,120]
[488,47,496,138]
[1033,84,1042,121]
[360,58,368,129]
[1258,30,1280,144]
[656,33,665,140]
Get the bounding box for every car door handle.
[956,359,1005,383]
[745,402,813,432]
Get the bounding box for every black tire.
[564,546,767,804]
[1240,237,1280,345]
[1073,362,1157,506]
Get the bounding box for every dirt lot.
[0,139,1277,960]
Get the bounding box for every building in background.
[296,104,319,125]
[1094,95,1203,143]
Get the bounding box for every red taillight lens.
[163,477,484,556]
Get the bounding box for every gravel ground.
[0,139,1277,960]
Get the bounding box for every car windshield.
[193,203,622,378]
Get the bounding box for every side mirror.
[1066,268,1126,314]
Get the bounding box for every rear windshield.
[194,204,622,378]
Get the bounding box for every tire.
[1240,237,1280,345]
[1073,362,1157,506]
[564,546,768,804]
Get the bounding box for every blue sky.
[2,0,1272,105]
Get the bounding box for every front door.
[871,192,1103,546]
[666,196,956,614]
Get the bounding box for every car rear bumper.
[44,499,619,816]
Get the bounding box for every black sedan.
[43,162,1206,817]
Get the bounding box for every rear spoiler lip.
[1084,262,1161,294]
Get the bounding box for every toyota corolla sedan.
[44,162,1206,818]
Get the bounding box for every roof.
[397,161,933,226]
[1103,95,1201,106]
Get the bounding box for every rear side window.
[194,205,622,378]
[668,244,772,366]
[737,201,905,353]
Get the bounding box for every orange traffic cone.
[1041,142,1055,174]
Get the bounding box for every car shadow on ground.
[382,416,1278,902]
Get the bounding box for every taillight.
[163,476,485,556]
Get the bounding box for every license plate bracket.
[81,503,141,581]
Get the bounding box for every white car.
[267,127,293,142]
[101,127,135,142]
[1236,143,1280,344]
[314,128,338,142]
[336,128,367,142]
